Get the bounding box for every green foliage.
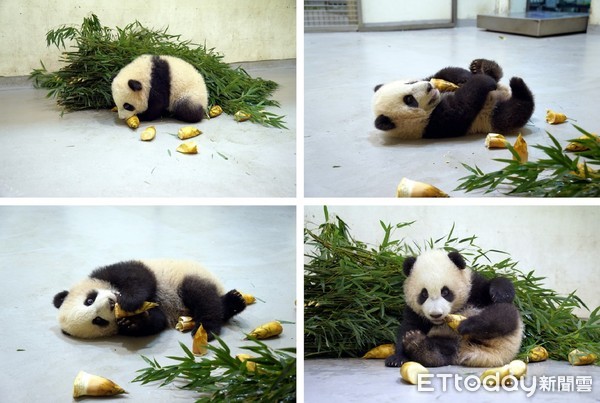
[133,337,296,402]
[29,14,286,128]
[456,126,600,196]
[304,207,600,362]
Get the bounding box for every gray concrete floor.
[0,60,296,197]
[0,206,296,402]
[305,358,600,402]
[305,26,600,197]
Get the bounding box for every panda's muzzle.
[92,316,110,327]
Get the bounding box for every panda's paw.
[117,315,144,331]
[385,354,406,368]
[222,289,247,321]
[508,77,533,101]
[402,330,426,349]
[470,59,503,82]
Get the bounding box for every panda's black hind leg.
[470,59,503,82]
[402,330,458,367]
[179,276,224,341]
[172,98,205,123]
[491,77,535,134]
[222,289,247,321]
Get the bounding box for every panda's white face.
[372,80,442,139]
[111,77,149,120]
[404,250,471,325]
[55,279,119,338]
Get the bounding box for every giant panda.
[111,55,209,123]
[385,249,523,368]
[373,59,534,139]
[52,259,246,339]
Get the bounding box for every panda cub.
[373,59,534,139]
[53,259,246,339]
[112,55,209,123]
[385,250,523,368]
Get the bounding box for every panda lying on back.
[53,259,246,339]
[112,55,209,123]
[385,250,523,368]
[373,59,534,139]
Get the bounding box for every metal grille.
[304,0,359,32]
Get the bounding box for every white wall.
[305,205,600,317]
[360,0,452,24]
[591,0,600,24]
[0,0,296,76]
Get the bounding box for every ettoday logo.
[415,373,594,396]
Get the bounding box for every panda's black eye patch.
[92,316,109,327]
[123,103,135,111]
[403,95,418,108]
[84,291,98,306]
[441,286,455,302]
[418,288,428,305]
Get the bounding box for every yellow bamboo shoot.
[513,134,528,163]
[126,115,140,129]
[114,301,158,319]
[430,78,459,92]
[568,349,598,366]
[527,346,548,362]
[485,133,508,149]
[445,314,467,331]
[546,109,567,124]
[73,371,126,398]
[140,126,156,141]
[400,361,429,385]
[247,321,283,339]
[362,344,395,359]
[176,141,198,154]
[192,325,208,356]
[177,126,202,140]
[397,178,448,198]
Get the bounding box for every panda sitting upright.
[373,59,534,139]
[385,249,523,368]
[111,55,209,123]
[53,259,246,340]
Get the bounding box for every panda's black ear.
[53,290,68,308]
[448,251,466,270]
[128,79,143,91]
[375,114,396,131]
[403,256,417,276]
[374,84,383,92]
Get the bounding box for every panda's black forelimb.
[457,302,520,339]
[90,261,158,312]
[468,272,516,306]
[117,309,168,337]
[424,74,497,139]
[426,66,472,85]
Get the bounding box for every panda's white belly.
[468,85,511,135]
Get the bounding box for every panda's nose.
[430,313,442,319]
[426,83,433,92]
